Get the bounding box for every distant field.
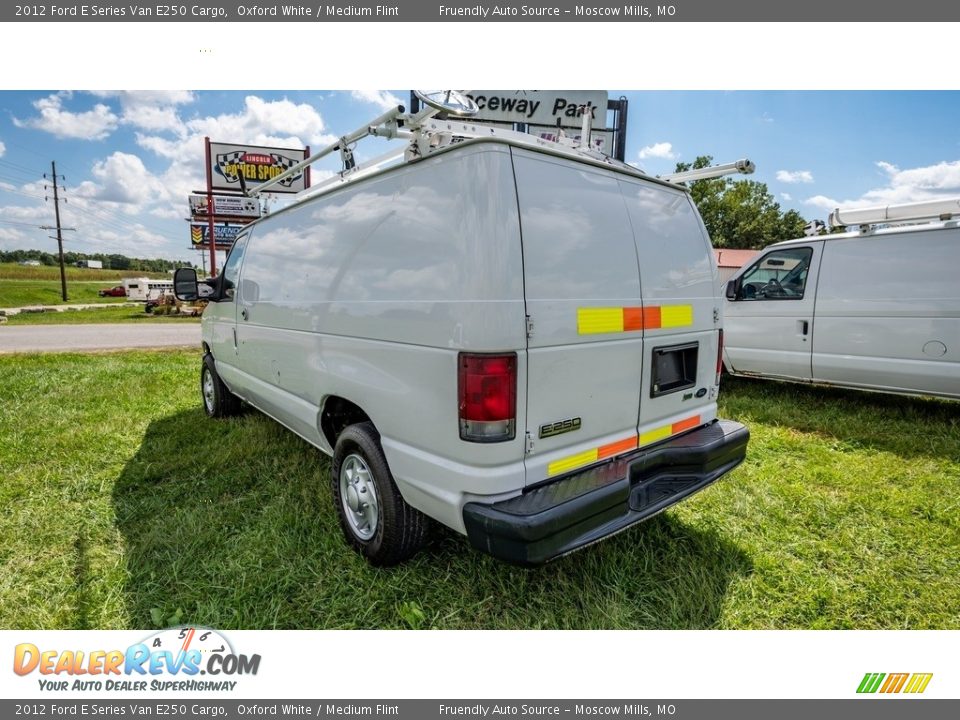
[0,280,128,307]
[0,263,169,281]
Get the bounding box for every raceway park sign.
[209,142,309,194]
[465,91,608,129]
[190,222,244,249]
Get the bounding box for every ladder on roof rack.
[248,90,756,201]
[828,197,960,229]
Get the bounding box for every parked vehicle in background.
[98,285,126,297]
[174,93,750,567]
[123,277,174,302]
[723,198,960,401]
[76,260,103,269]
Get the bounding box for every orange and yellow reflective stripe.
[577,305,693,335]
[546,415,701,477]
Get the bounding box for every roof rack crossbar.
[828,197,960,228]
[251,104,407,197]
[658,159,756,184]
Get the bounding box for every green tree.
[676,156,808,249]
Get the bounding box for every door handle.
[241,307,249,321]
[798,320,809,336]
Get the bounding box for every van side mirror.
[174,267,199,301]
[725,278,741,300]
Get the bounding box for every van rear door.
[512,150,645,485]
[724,241,823,380]
[619,180,723,446]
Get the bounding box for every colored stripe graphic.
[857,672,932,694]
[904,673,933,694]
[546,415,701,477]
[880,673,908,693]
[857,673,885,693]
[577,305,694,334]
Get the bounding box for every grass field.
[0,280,130,307]
[4,305,201,325]
[1,350,958,630]
[0,263,169,281]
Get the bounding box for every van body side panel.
[811,229,960,398]
[510,150,645,485]
[619,180,722,439]
[723,241,823,380]
[232,144,527,530]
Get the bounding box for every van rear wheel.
[201,353,241,418]
[331,422,429,566]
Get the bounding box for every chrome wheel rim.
[202,368,215,413]
[339,453,379,541]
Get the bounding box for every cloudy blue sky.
[1,89,959,262]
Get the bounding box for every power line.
[0,218,48,229]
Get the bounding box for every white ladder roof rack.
[247,90,756,205]
[828,197,960,229]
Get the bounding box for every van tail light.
[716,329,724,385]
[458,352,517,442]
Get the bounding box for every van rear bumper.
[462,419,749,566]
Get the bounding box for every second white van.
[723,199,960,401]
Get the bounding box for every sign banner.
[209,142,309,194]
[190,222,244,249]
[465,90,608,129]
[190,194,261,219]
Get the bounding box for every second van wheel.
[331,422,429,566]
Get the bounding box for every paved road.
[0,323,201,353]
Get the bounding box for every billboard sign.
[189,193,261,219]
[209,142,309,194]
[190,222,244,249]
[465,91,608,129]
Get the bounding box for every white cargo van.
[723,198,960,401]
[175,94,749,566]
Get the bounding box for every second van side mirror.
[725,278,741,300]
[174,267,199,302]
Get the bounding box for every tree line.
[0,249,194,272]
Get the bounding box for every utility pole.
[44,162,68,301]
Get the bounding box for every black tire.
[331,422,429,566]
[201,353,241,418]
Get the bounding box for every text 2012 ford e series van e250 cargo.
[175,96,749,566]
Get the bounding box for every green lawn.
[0,279,128,307]
[1,351,957,629]
[4,305,200,325]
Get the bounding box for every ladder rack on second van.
[828,197,960,231]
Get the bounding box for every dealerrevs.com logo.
[857,672,933,694]
[13,627,260,692]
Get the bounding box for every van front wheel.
[331,423,429,566]
[201,354,241,418]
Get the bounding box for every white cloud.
[638,142,676,160]
[87,152,169,205]
[351,90,404,111]
[0,140,5,157]
[91,91,194,134]
[776,170,814,184]
[781,192,792,201]
[14,92,119,140]
[806,159,960,211]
